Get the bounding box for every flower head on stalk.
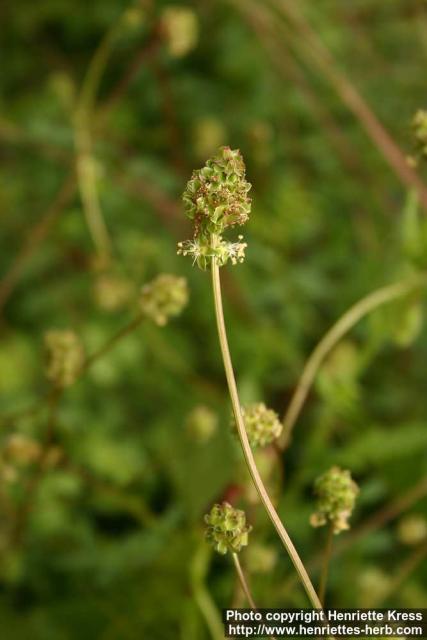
[204,502,252,555]
[44,329,85,388]
[178,147,251,269]
[310,466,359,534]
[232,402,283,449]
[139,274,189,326]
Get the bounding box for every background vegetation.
[1,0,427,637]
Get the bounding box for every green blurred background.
[1,0,427,637]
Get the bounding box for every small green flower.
[177,235,247,270]
[139,274,189,326]
[310,466,359,534]
[178,147,251,269]
[204,502,252,555]
[44,329,85,388]
[232,402,282,448]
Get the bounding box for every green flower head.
[310,466,359,534]
[183,146,251,237]
[140,274,189,326]
[232,402,282,448]
[44,329,85,388]
[204,502,252,555]
[178,147,251,269]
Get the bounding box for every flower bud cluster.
[310,466,359,534]
[183,147,251,235]
[44,329,85,388]
[178,147,251,269]
[204,502,252,555]
[232,402,282,448]
[140,274,189,326]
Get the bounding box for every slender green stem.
[280,273,427,449]
[82,313,144,372]
[74,133,112,265]
[210,257,322,609]
[78,471,156,528]
[74,15,128,263]
[0,172,76,314]
[190,543,224,640]
[232,553,257,609]
[281,476,427,598]
[231,556,279,640]
[261,0,427,211]
[9,314,145,545]
[319,524,334,606]
[1,315,144,427]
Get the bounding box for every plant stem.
[280,273,427,449]
[319,524,334,606]
[281,476,427,598]
[1,315,144,427]
[74,15,128,264]
[191,543,224,640]
[210,257,322,609]
[0,172,76,315]
[82,313,144,372]
[232,553,256,609]
[231,556,279,640]
[9,313,145,545]
[265,0,427,212]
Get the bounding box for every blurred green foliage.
[1,0,427,637]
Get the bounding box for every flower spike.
[178,147,251,269]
